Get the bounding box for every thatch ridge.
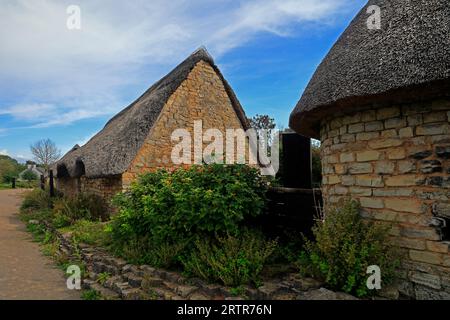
[289,0,450,138]
[57,48,249,178]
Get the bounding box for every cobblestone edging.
[41,221,359,300]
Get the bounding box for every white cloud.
[0,0,360,127]
[0,149,9,156]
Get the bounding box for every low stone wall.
[320,98,450,299]
[49,224,358,300]
[56,175,122,206]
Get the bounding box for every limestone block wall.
[123,60,246,187]
[56,175,122,205]
[320,98,450,299]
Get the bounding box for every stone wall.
[320,98,450,299]
[123,60,246,187]
[56,175,122,205]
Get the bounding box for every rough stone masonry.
[320,98,450,299]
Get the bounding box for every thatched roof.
[289,0,450,139]
[56,48,249,179]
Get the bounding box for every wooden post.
[40,175,45,190]
[49,170,55,197]
[12,178,15,189]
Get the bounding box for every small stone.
[93,262,107,274]
[423,111,448,124]
[436,146,450,159]
[378,285,399,300]
[355,176,383,187]
[285,274,322,291]
[416,124,449,136]
[189,293,209,300]
[257,282,284,299]
[122,288,144,300]
[348,163,373,174]
[175,285,198,298]
[388,148,406,160]
[356,150,380,162]
[420,160,442,174]
[381,129,398,138]
[409,272,441,290]
[398,160,416,174]
[356,132,380,141]
[341,175,355,186]
[348,123,364,134]
[385,175,419,187]
[409,250,443,266]
[385,198,423,213]
[299,288,357,300]
[399,127,414,138]
[28,219,40,225]
[368,138,403,149]
[340,134,355,143]
[377,107,400,120]
[349,187,372,196]
[385,117,406,129]
[142,276,164,288]
[365,121,383,132]
[340,152,354,163]
[360,197,384,209]
[374,161,395,174]
[127,274,143,288]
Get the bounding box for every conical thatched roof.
[56,48,249,178]
[289,0,450,138]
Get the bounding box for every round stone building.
[289,1,450,299]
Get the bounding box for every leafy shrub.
[81,289,101,300]
[21,189,53,211]
[53,193,108,224]
[111,164,269,248]
[299,199,399,297]
[22,170,38,181]
[182,230,277,287]
[66,220,111,246]
[115,236,187,268]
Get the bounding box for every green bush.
[22,170,38,181]
[111,164,269,247]
[299,199,399,297]
[53,193,108,224]
[182,230,277,287]
[21,189,53,211]
[115,235,187,268]
[68,220,111,246]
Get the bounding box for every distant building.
[19,163,45,180]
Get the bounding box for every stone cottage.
[289,1,450,299]
[56,48,249,201]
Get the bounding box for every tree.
[22,170,38,181]
[247,114,276,133]
[30,139,61,172]
[247,114,277,151]
[0,155,22,183]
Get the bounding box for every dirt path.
[0,189,80,300]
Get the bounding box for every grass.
[58,219,111,246]
[81,289,101,300]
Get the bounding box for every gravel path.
[0,189,80,300]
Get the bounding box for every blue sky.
[0,0,365,162]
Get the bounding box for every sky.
[0,0,365,162]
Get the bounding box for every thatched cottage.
[56,48,249,200]
[289,0,450,299]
